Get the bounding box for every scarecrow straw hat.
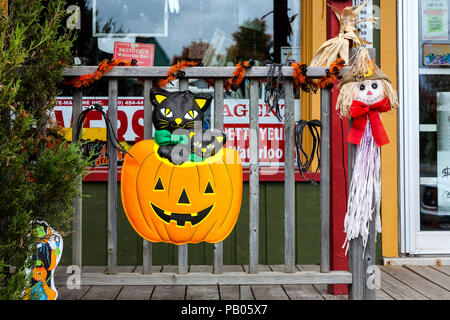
[336,48,399,118]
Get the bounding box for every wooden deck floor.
[54,264,450,300]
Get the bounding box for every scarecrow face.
[354,80,385,105]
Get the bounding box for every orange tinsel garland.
[62,59,137,88]
[156,60,199,88]
[223,60,254,92]
[292,58,346,92]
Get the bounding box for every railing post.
[213,78,225,274]
[284,79,296,273]
[178,78,189,274]
[320,88,331,273]
[72,89,83,270]
[248,79,260,274]
[107,78,118,274]
[143,79,153,274]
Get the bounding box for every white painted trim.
[384,256,450,266]
[419,68,450,75]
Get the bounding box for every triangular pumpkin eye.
[178,189,190,205]
[204,182,214,194]
[154,177,164,191]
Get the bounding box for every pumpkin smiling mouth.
[150,203,214,227]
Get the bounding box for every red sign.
[113,42,155,66]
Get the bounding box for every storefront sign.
[281,47,300,66]
[54,97,303,181]
[437,92,450,214]
[422,0,449,40]
[113,42,155,66]
[423,43,450,65]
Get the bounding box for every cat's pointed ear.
[194,93,212,111]
[151,88,170,106]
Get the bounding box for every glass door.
[400,0,450,254]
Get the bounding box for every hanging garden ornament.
[24,221,63,300]
[336,48,399,255]
[121,89,243,245]
[309,0,377,67]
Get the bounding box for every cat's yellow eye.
[184,110,198,120]
[160,108,173,117]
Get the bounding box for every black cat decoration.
[150,88,227,165]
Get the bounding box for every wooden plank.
[79,270,352,286]
[72,89,83,268]
[248,79,260,274]
[284,80,296,273]
[143,79,153,275]
[63,66,351,79]
[239,286,254,300]
[248,265,288,300]
[404,265,450,291]
[116,266,154,300]
[186,265,220,300]
[314,284,348,300]
[107,79,118,275]
[81,266,133,300]
[151,265,186,300]
[283,284,324,300]
[382,266,450,300]
[431,265,450,277]
[220,265,245,299]
[375,289,394,300]
[56,285,90,300]
[213,79,224,274]
[320,88,331,273]
[379,269,429,300]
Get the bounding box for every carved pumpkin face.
[121,140,243,245]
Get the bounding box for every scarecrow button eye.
[154,177,164,191]
[178,189,190,205]
[372,83,378,89]
[204,182,214,194]
[360,84,366,91]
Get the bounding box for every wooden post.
[142,79,153,274]
[72,89,83,269]
[320,88,331,273]
[178,78,189,274]
[284,79,296,273]
[213,79,225,274]
[107,79,118,275]
[348,48,377,300]
[248,79,260,274]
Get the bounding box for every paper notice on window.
[422,0,449,40]
[437,92,450,214]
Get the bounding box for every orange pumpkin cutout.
[121,139,243,245]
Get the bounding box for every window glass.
[418,0,450,231]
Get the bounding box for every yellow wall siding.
[300,0,327,168]
[380,0,399,257]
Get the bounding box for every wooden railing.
[63,65,374,300]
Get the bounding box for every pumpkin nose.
[178,188,190,205]
[175,118,182,125]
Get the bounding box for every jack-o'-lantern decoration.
[121,139,243,245]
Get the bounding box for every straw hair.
[336,48,399,118]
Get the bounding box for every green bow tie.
[154,129,189,146]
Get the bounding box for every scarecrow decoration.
[121,89,243,245]
[337,48,399,254]
[25,221,63,300]
[309,0,377,67]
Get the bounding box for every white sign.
[437,92,450,215]
[353,0,374,48]
[422,0,449,40]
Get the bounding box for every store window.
[59,1,301,180]
[418,0,450,231]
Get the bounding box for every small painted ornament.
[25,221,63,300]
[336,48,399,254]
[121,89,243,245]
